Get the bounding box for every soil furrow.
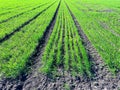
[23,0,61,90]
[0,1,56,44]
[0,2,49,24]
[0,1,61,90]
[66,2,120,90]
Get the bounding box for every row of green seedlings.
[0,2,41,21]
[0,1,59,78]
[67,0,120,72]
[0,0,44,12]
[0,4,30,16]
[66,0,120,73]
[73,0,120,44]
[41,1,91,77]
[40,6,62,75]
[0,0,55,40]
[0,0,47,17]
[0,0,54,22]
[71,0,120,34]
[0,0,28,11]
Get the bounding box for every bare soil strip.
[0,0,61,90]
[66,3,120,90]
[0,2,49,24]
[0,1,56,44]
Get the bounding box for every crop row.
[0,4,32,16]
[0,0,52,23]
[0,0,60,78]
[41,1,91,77]
[0,0,52,16]
[0,0,46,12]
[0,1,56,41]
[66,0,120,72]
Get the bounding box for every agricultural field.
[0,0,120,90]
